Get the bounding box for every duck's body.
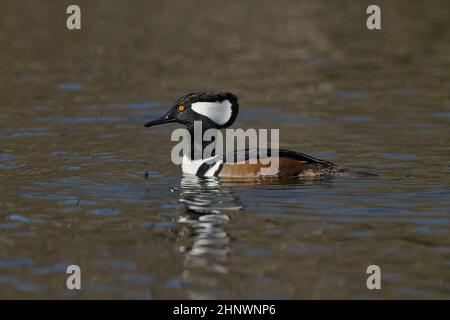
[145,92,348,179]
[183,149,340,178]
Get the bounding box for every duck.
[145,91,349,178]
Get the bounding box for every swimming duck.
[145,92,346,178]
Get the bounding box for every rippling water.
[0,0,449,299]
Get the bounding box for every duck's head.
[144,92,239,131]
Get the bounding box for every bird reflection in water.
[173,175,242,298]
[177,175,242,273]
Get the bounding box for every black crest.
[173,92,239,128]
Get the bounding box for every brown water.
[0,0,449,299]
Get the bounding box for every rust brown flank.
[218,157,326,178]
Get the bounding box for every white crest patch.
[191,100,232,125]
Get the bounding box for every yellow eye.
[178,105,185,112]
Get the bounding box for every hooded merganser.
[145,92,347,178]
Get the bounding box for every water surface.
[0,0,449,299]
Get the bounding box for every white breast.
[181,154,222,177]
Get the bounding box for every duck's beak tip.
[144,114,176,128]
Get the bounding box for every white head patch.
[191,99,232,125]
